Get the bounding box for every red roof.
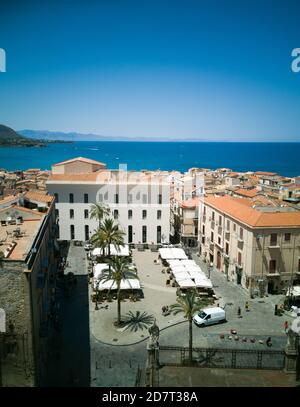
[234,188,259,198]
[204,196,300,228]
[53,157,106,167]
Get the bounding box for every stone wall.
[0,260,34,386]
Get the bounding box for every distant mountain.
[18,129,212,142]
[0,124,46,147]
[0,124,25,141]
[0,125,71,147]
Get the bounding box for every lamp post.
[208,262,213,279]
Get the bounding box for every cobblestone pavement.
[45,245,296,387]
[89,249,295,387]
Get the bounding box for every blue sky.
[0,0,299,140]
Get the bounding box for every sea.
[0,141,300,177]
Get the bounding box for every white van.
[193,307,226,327]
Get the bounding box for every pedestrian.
[245,301,249,312]
[237,306,242,318]
[266,337,272,347]
[284,320,289,333]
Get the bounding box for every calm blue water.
[0,142,299,177]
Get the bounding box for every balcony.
[267,271,280,277]
[268,243,280,249]
[215,240,223,249]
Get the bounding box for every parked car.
[193,307,226,327]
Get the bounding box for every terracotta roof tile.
[204,196,300,228]
[234,188,259,198]
[24,190,54,204]
[53,157,106,167]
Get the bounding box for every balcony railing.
[268,242,280,248]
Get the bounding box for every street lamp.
[208,262,213,279]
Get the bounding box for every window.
[70,225,75,240]
[54,193,59,203]
[226,220,230,231]
[203,206,206,215]
[298,258,300,272]
[85,225,89,241]
[219,215,222,224]
[157,210,161,220]
[114,194,119,204]
[84,193,88,203]
[233,223,236,232]
[157,226,161,244]
[238,252,242,266]
[218,237,221,245]
[270,233,277,246]
[212,211,215,221]
[128,225,133,243]
[142,225,147,243]
[284,233,291,242]
[69,209,74,219]
[211,231,214,242]
[158,194,162,204]
[142,210,147,219]
[202,225,205,235]
[239,227,244,240]
[128,210,132,219]
[84,209,89,219]
[113,210,119,219]
[69,193,74,203]
[225,242,229,255]
[269,259,276,274]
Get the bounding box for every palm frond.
[123,311,155,332]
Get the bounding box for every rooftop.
[0,218,43,261]
[181,197,201,209]
[24,190,54,204]
[254,171,278,177]
[47,169,170,184]
[53,156,106,167]
[204,195,300,228]
[234,188,259,198]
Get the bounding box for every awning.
[286,286,300,297]
[95,278,141,291]
[178,279,196,288]
[159,248,188,260]
[92,244,130,257]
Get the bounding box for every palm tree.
[123,311,154,332]
[101,256,138,326]
[98,218,125,258]
[89,203,110,229]
[90,229,107,258]
[170,290,212,365]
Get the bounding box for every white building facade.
[46,157,170,245]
